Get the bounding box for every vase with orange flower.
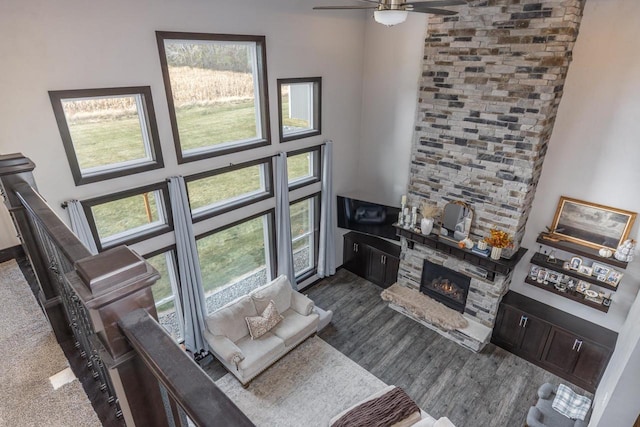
[484,228,513,260]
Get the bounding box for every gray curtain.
[318,140,336,277]
[66,200,98,255]
[168,176,209,355]
[275,152,297,289]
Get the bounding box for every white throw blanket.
[552,384,591,420]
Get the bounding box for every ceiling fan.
[313,0,466,26]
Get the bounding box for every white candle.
[401,195,407,206]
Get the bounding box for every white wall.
[509,0,640,333]
[355,14,426,207]
[0,0,367,266]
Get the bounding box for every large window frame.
[82,182,173,251]
[49,86,164,185]
[195,209,277,313]
[277,77,322,143]
[290,193,321,282]
[144,246,184,341]
[185,157,273,222]
[287,146,322,191]
[156,31,271,163]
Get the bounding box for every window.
[49,87,163,185]
[146,249,183,341]
[186,158,272,220]
[290,195,320,279]
[83,183,172,250]
[196,213,274,314]
[277,77,321,142]
[287,147,321,189]
[157,32,270,162]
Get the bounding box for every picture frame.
[606,271,623,287]
[530,265,540,279]
[591,262,611,278]
[578,265,593,276]
[537,269,548,283]
[569,256,583,270]
[576,281,590,293]
[549,196,637,251]
[547,272,561,284]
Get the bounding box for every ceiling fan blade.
[313,5,378,9]
[405,0,466,7]
[408,6,458,14]
[355,0,381,3]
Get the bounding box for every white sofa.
[204,275,319,385]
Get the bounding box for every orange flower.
[484,228,513,249]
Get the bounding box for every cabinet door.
[366,247,387,286]
[572,340,610,389]
[541,328,580,373]
[343,234,367,277]
[492,305,525,350]
[383,255,400,288]
[518,315,551,360]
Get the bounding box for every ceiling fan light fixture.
[373,9,408,26]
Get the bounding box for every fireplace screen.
[420,260,471,313]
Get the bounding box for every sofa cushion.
[236,332,285,379]
[207,295,258,342]
[251,275,293,314]
[271,308,319,347]
[245,300,284,340]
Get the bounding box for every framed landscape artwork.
[550,196,637,251]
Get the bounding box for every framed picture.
[530,265,540,279]
[547,272,561,284]
[576,281,590,293]
[537,269,548,283]
[549,196,637,251]
[606,271,623,287]
[569,256,583,270]
[578,265,593,276]
[591,262,611,278]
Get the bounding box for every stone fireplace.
[392,0,586,351]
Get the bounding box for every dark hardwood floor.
[203,268,592,427]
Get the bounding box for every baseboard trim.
[0,245,24,263]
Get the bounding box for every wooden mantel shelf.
[395,225,527,280]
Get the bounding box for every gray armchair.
[526,383,589,427]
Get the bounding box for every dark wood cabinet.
[492,291,617,392]
[342,232,400,288]
[493,305,549,360]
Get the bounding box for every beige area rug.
[215,336,387,427]
[381,283,468,330]
[0,260,101,427]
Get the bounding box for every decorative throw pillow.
[245,300,283,340]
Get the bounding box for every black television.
[337,195,400,241]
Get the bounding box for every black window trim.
[286,145,322,191]
[195,208,277,284]
[277,77,322,143]
[82,181,173,251]
[156,31,271,164]
[49,86,164,186]
[184,156,274,223]
[289,191,321,282]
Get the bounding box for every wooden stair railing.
[0,153,253,427]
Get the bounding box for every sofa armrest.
[537,382,555,399]
[290,291,315,315]
[204,330,245,368]
[526,407,545,427]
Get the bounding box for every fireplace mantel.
[395,225,527,281]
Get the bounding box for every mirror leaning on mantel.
[439,201,473,243]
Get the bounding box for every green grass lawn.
[76,101,315,310]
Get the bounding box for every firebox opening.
[420,260,471,313]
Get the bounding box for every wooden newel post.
[0,153,72,343]
[71,245,169,427]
